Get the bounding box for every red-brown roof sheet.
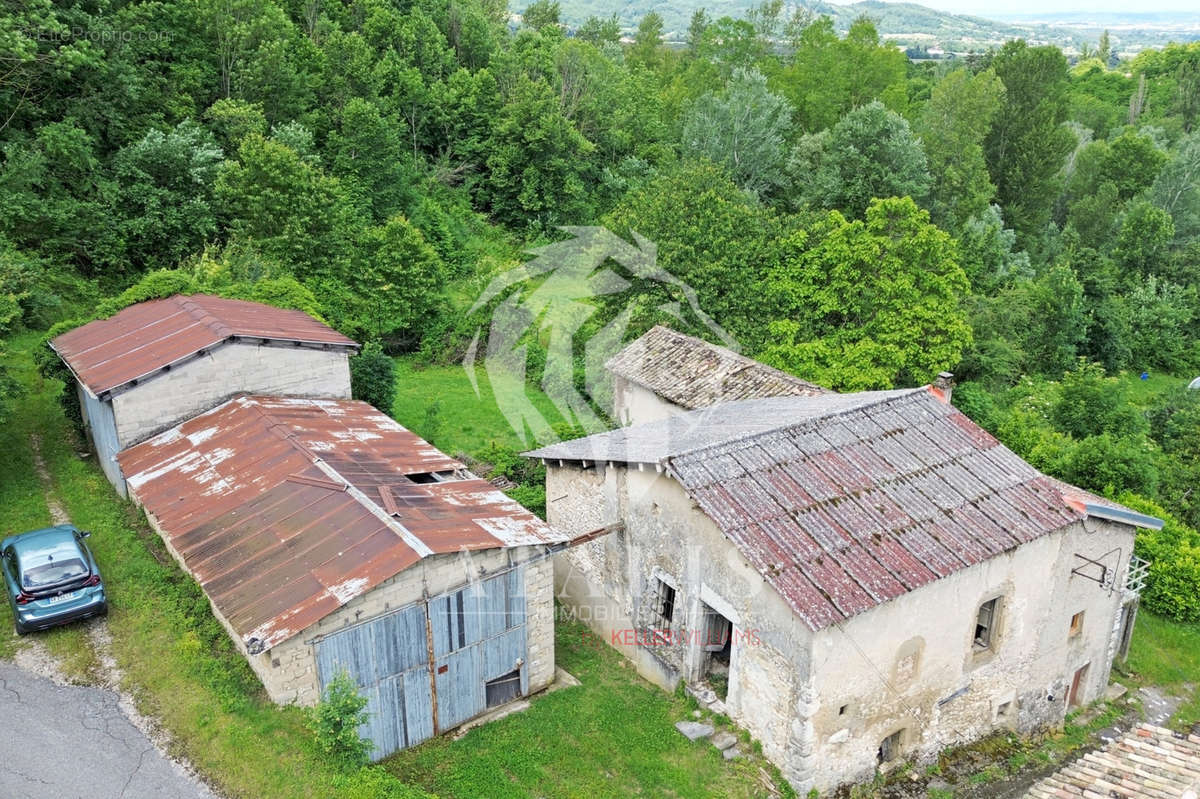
[51,295,358,396]
[116,396,565,650]
[665,389,1094,631]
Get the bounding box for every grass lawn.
[391,356,574,458]
[384,616,793,799]
[1122,610,1200,730]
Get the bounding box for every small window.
[652,578,676,627]
[1069,611,1084,638]
[997,701,1012,719]
[878,729,903,764]
[974,598,999,649]
[838,704,848,716]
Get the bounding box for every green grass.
[1116,370,1189,407]
[383,615,794,799]
[391,356,573,457]
[1123,610,1200,729]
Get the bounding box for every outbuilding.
[50,294,359,495]
[117,395,576,758]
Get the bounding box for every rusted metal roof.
[606,325,830,410]
[50,295,358,397]
[1027,724,1200,799]
[117,396,566,650]
[531,387,1148,632]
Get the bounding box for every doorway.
[700,603,732,698]
[1068,663,1090,708]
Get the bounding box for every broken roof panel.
[51,295,358,397]
[606,325,831,409]
[118,396,565,650]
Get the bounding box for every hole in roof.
[406,470,464,484]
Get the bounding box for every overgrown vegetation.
[309,671,374,768]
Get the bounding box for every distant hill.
[538,0,1198,53]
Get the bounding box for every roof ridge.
[666,387,928,465]
[608,325,827,392]
[173,294,235,339]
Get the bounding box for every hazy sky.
[863,0,1200,17]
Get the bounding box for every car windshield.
[22,557,88,588]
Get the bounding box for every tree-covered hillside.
[3,0,1200,621]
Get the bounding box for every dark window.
[974,598,999,649]
[878,730,903,764]
[654,579,676,627]
[838,704,848,716]
[485,669,522,708]
[1069,611,1084,638]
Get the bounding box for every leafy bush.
[350,341,397,414]
[307,671,372,767]
[1050,360,1146,439]
[1120,495,1200,622]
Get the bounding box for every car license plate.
[45,590,82,605]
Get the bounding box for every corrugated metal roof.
[606,325,830,410]
[531,387,1144,632]
[1027,724,1200,799]
[117,396,565,650]
[526,391,918,465]
[50,295,359,397]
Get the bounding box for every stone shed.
[606,324,830,426]
[117,395,578,759]
[528,385,1161,792]
[50,294,359,495]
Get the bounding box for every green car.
[2,524,107,634]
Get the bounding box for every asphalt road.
[0,661,217,799]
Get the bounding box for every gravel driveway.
[0,660,217,799]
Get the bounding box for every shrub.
[1120,495,1200,622]
[307,671,372,767]
[350,341,397,414]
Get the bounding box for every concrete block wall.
[111,343,352,447]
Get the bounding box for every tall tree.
[984,41,1074,243]
[918,68,1005,231]
[789,101,930,218]
[760,197,971,390]
[680,68,791,196]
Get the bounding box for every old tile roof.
[1027,724,1200,799]
[117,396,567,651]
[51,294,358,398]
[528,387,1154,631]
[606,325,830,410]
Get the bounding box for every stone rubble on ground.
[675,721,715,741]
[710,731,738,751]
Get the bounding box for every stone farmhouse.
[527,328,1160,792]
[51,296,587,759]
[50,294,359,495]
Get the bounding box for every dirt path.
[2,435,222,798]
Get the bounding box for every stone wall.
[110,343,352,448]
[546,462,814,767]
[801,518,1135,791]
[611,376,683,426]
[545,461,1138,794]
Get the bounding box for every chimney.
[933,372,955,404]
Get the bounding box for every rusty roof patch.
[606,325,831,410]
[117,396,565,650]
[50,294,359,397]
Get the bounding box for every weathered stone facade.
[546,460,1138,793]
